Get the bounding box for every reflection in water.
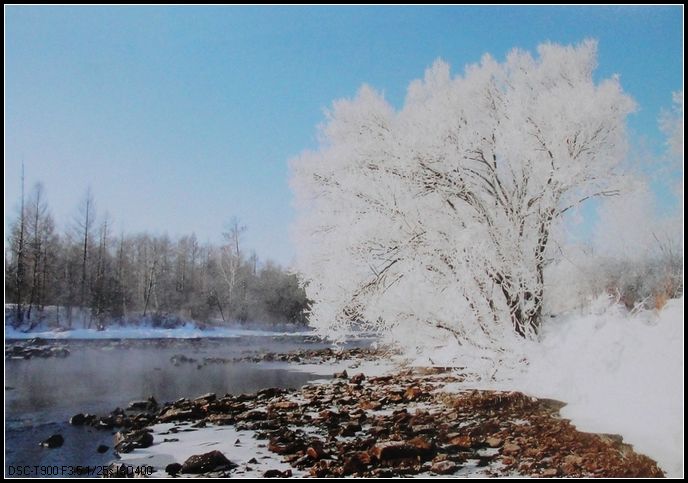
[4,336,335,477]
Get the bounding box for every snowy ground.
[434,297,684,478]
[118,422,303,478]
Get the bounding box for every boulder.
[69,413,86,425]
[40,434,64,449]
[165,463,182,476]
[181,450,236,474]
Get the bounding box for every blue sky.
[5,6,683,265]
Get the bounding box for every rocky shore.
[59,347,665,478]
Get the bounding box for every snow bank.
[4,323,312,340]
[520,297,684,477]
[435,296,683,477]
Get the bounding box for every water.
[4,335,333,477]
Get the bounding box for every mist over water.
[5,335,339,477]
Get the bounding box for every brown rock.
[359,400,382,411]
[404,386,423,401]
[159,407,203,423]
[340,454,366,476]
[408,436,435,458]
[448,435,473,450]
[431,460,458,475]
[541,468,559,477]
[270,401,299,411]
[206,414,234,425]
[268,440,297,455]
[502,442,521,455]
[237,409,268,421]
[486,436,503,448]
[306,441,328,460]
[370,441,420,461]
[350,373,366,385]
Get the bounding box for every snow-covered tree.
[660,90,684,158]
[291,40,635,351]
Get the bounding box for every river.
[5,335,339,477]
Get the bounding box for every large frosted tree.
[291,41,635,352]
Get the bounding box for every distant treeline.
[5,182,310,330]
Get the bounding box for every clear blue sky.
[5,6,683,265]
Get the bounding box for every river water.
[4,335,337,477]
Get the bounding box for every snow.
[4,323,312,340]
[436,296,684,477]
[522,297,684,478]
[117,422,303,477]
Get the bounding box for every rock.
[268,440,298,455]
[502,442,521,455]
[270,400,299,411]
[431,460,458,475]
[237,409,268,421]
[114,429,154,453]
[340,422,362,437]
[70,413,86,425]
[486,436,503,448]
[263,469,292,477]
[159,406,203,422]
[334,370,348,379]
[247,457,258,464]
[194,392,216,403]
[97,444,109,453]
[350,373,366,385]
[257,387,284,399]
[448,435,473,450]
[411,424,434,434]
[542,468,559,477]
[165,463,182,476]
[370,441,420,461]
[181,450,236,474]
[404,386,423,401]
[207,414,234,425]
[408,436,435,458]
[359,400,382,411]
[564,455,584,466]
[306,441,328,460]
[40,434,64,448]
[127,400,153,411]
[340,454,366,475]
